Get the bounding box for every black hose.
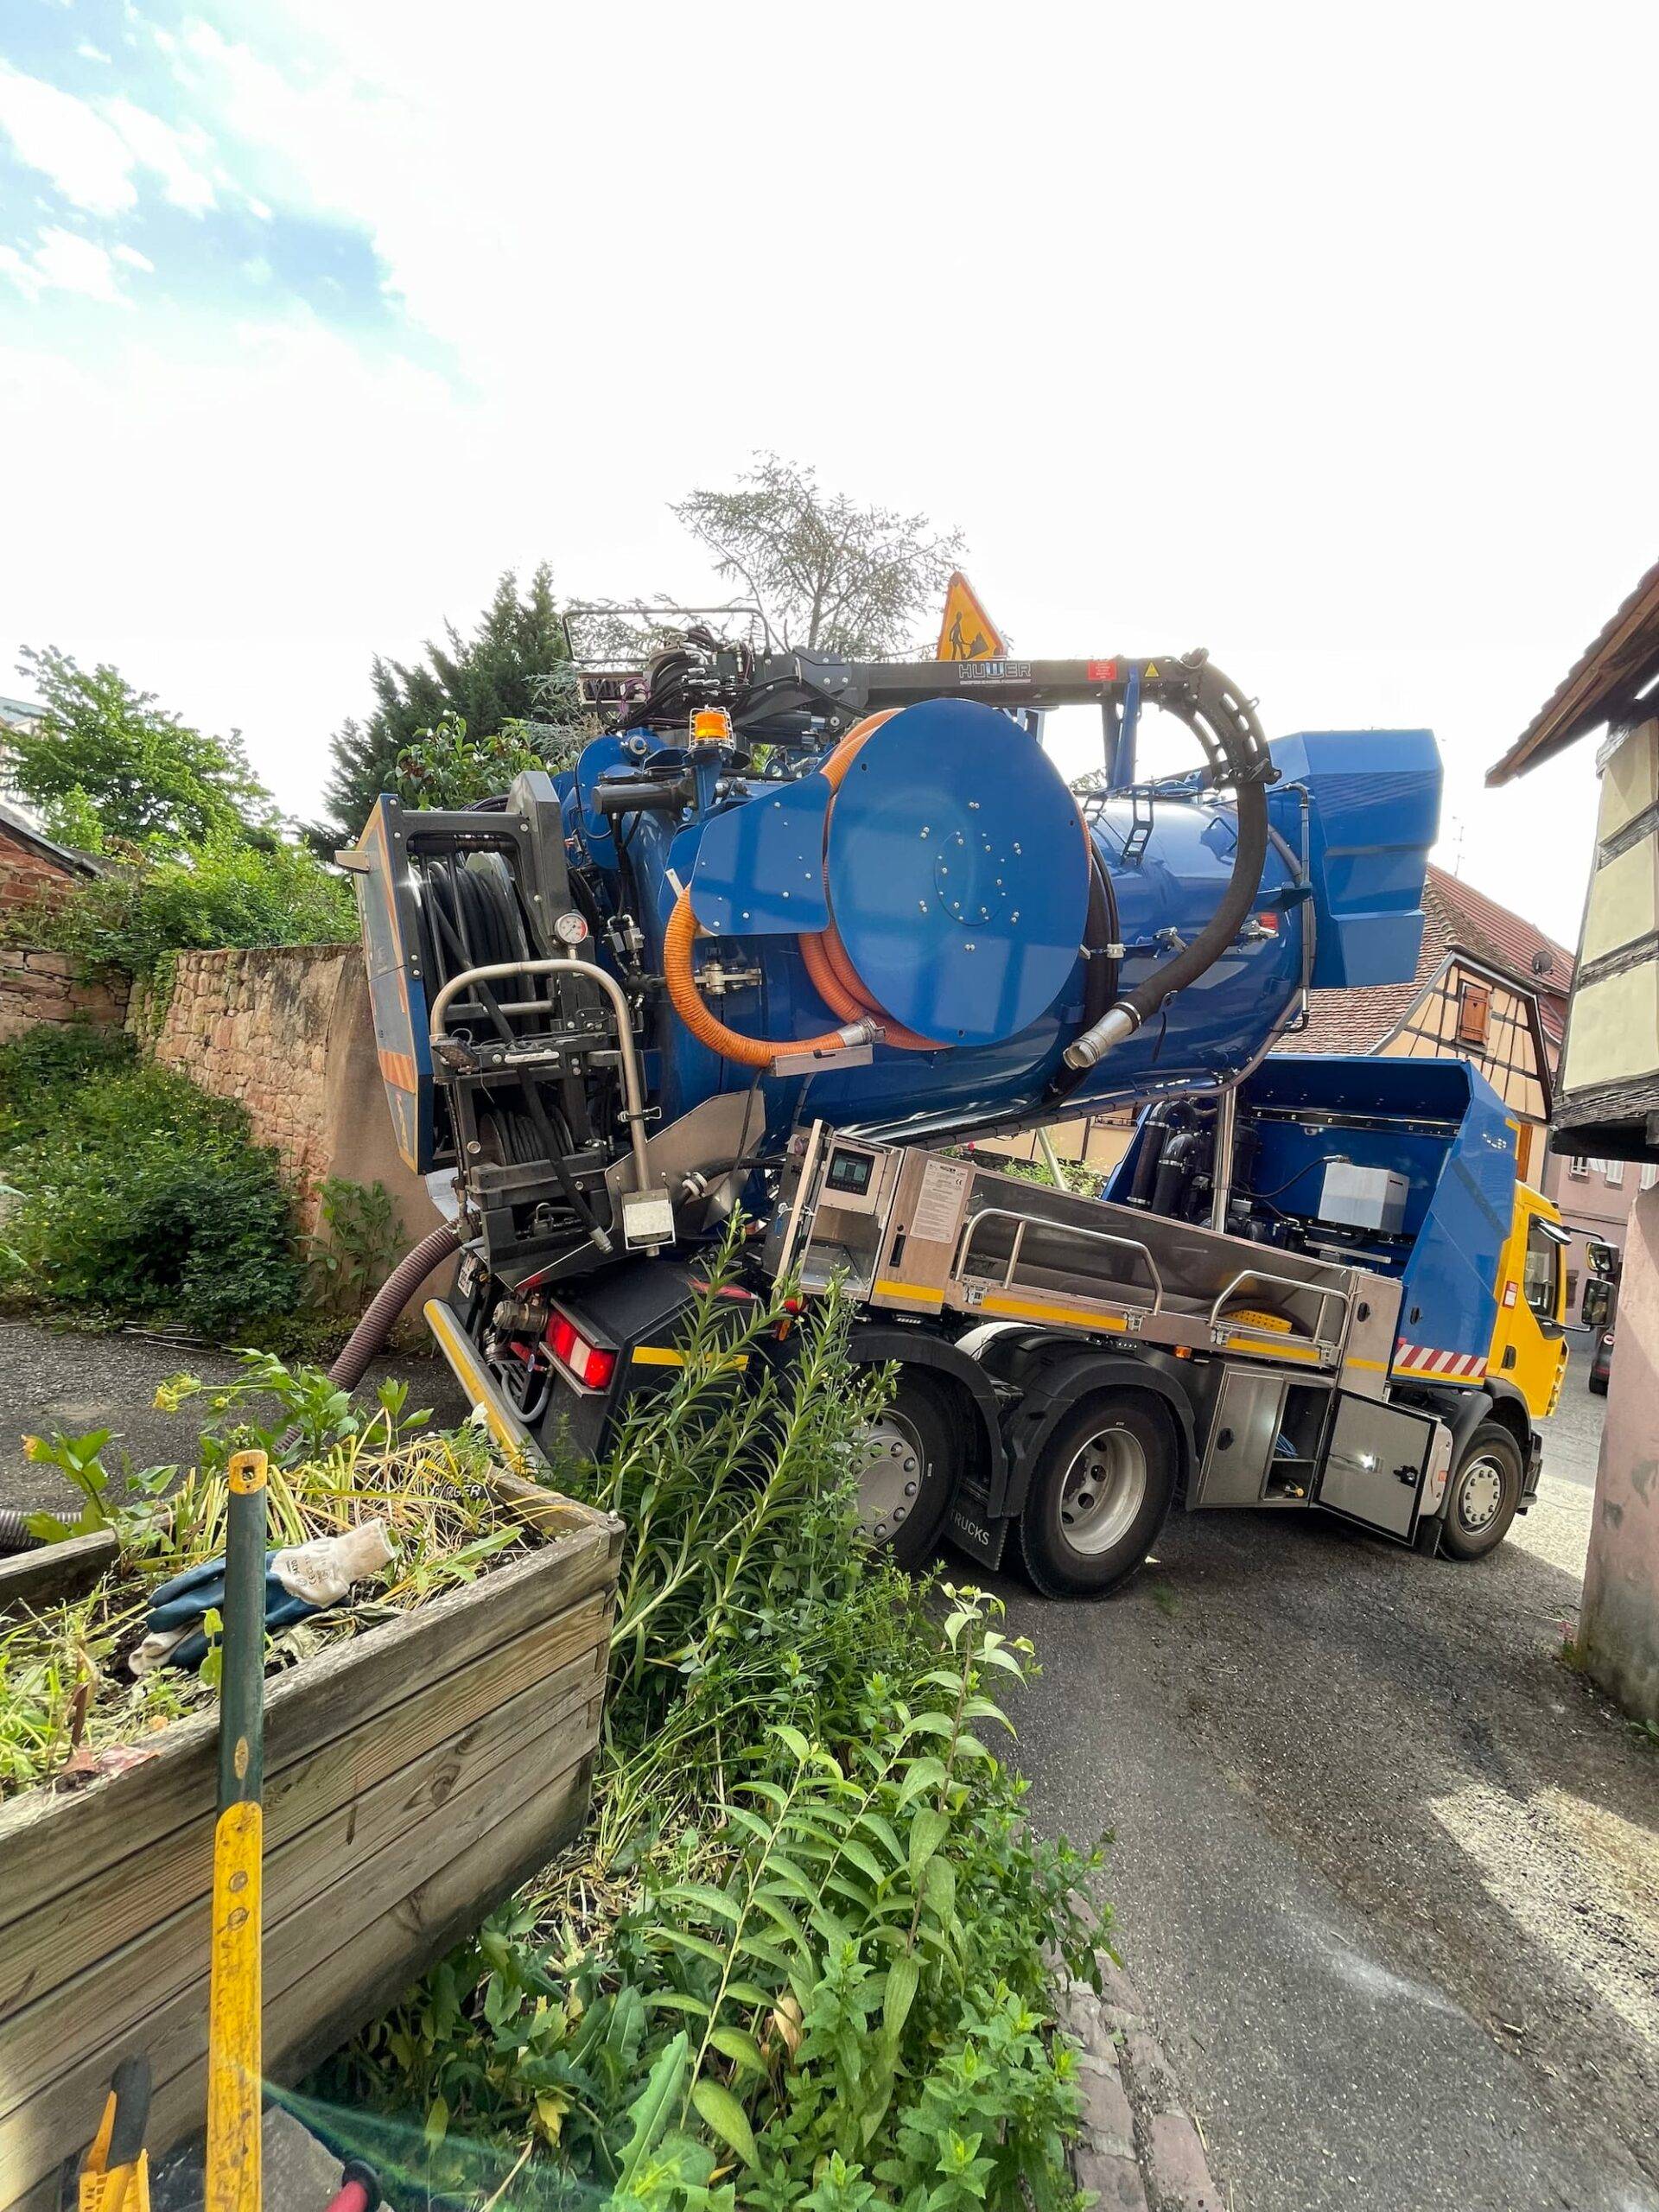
[1128,784,1268,1031]
[0,1507,44,1556]
[1127,1103,1178,1208]
[326,1220,464,1393]
[1065,654,1275,1071]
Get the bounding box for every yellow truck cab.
[1489,1183,1571,1417]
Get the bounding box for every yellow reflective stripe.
[1220,1333,1327,1363]
[1345,1355,1389,1371]
[423,1300,529,1456]
[874,1278,946,1308]
[207,1801,263,2212]
[978,1293,1129,1331]
[632,1345,750,1370]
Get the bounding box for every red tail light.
[547,1312,618,1390]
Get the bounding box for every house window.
[1605,1159,1625,1187]
[1455,981,1491,1050]
[1643,1163,1659,1192]
[1566,1268,1579,1308]
[1569,1156,1590,1179]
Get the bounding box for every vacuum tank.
[352,645,1440,1277]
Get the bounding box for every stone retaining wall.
[137,943,441,1244]
[0,948,129,1043]
[141,945,348,1230]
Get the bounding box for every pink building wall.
[1542,1150,1656,1318]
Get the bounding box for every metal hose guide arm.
[427,953,654,1197]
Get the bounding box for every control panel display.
[826,1148,875,1198]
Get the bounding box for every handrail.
[956,1205,1164,1312]
[428,956,651,1195]
[1208,1268,1348,1345]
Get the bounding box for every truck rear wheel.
[853,1371,954,1571]
[1017,1392,1176,1599]
[1440,1421,1522,1560]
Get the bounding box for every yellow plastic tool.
[80,2058,151,2212]
[206,1449,268,2212]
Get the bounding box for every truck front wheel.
[1440,1421,1523,1560]
[853,1371,955,1570]
[1017,1393,1177,1599]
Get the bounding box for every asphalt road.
[1000,1372,1659,2212]
[4,1325,1653,2209]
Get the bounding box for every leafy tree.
[3,646,274,853]
[392,709,580,811]
[318,564,575,843]
[670,454,965,657]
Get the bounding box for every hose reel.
[668,698,1092,1065]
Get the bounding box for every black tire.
[852,1369,956,1571]
[1017,1391,1177,1599]
[1440,1420,1523,1560]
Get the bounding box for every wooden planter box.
[0,1473,621,2212]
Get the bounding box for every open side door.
[1315,1391,1449,1544]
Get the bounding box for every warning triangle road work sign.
[936,570,1007,662]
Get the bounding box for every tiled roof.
[1282,866,1571,1061]
[1425,867,1573,998]
[0,798,105,878]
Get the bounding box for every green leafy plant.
[0,1020,302,1337]
[5,834,355,988]
[317,563,575,846]
[306,1178,404,1319]
[19,1428,119,1542]
[393,710,549,810]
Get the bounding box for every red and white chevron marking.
[1394,1340,1486,1381]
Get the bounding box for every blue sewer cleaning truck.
[346,639,1567,1596]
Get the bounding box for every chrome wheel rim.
[855,1410,925,1543]
[1059,1426,1148,1556]
[1458,1455,1504,1534]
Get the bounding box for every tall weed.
[327,1252,1104,2208]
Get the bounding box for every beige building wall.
[1579,1183,1659,1723]
[975,1111,1135,1179]
[1560,719,1659,1127]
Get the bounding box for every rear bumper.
[423,1297,545,1465]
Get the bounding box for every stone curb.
[1056,1949,1226,2212]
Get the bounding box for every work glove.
[130,1520,394,1675]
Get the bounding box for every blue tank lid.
[824,699,1090,1046]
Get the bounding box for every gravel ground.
[999,1374,1659,2212]
[0,1319,467,1511]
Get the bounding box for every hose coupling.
[1062,1001,1141,1071]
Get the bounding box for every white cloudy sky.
[2,0,1655,944]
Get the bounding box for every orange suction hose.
[661,710,944,1067]
[663,886,861,1069]
[804,714,942,1050]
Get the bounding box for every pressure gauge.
[554,910,589,948]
